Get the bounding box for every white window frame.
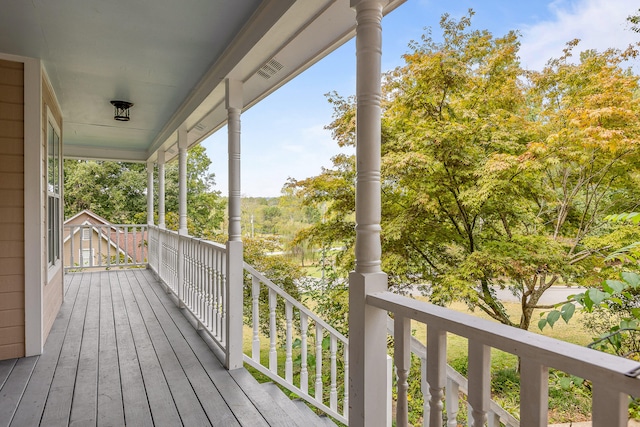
[80,248,94,267]
[82,227,91,240]
[46,108,62,272]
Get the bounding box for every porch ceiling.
[0,0,406,162]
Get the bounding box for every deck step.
[260,382,318,426]
[230,369,303,426]
[292,399,338,427]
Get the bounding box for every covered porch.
[1,0,639,425]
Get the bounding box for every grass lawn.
[408,298,595,423]
[242,294,603,424]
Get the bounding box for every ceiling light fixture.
[110,100,134,121]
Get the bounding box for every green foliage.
[64,160,148,223]
[161,144,226,238]
[299,265,349,337]
[289,10,640,333]
[242,236,304,337]
[64,144,225,238]
[628,9,640,33]
[540,271,640,358]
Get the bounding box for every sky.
[201,0,640,198]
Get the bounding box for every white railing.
[148,225,228,350]
[143,226,520,425]
[244,263,349,425]
[371,291,640,427]
[386,316,519,427]
[64,224,147,271]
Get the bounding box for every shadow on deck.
[0,269,327,427]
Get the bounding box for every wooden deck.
[0,269,334,427]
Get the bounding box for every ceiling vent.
[257,58,284,80]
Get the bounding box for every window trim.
[46,106,62,274]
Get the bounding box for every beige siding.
[0,58,25,360]
[43,267,62,339]
[41,74,63,343]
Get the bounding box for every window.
[80,249,94,267]
[82,227,91,240]
[47,120,61,267]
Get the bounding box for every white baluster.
[251,276,260,362]
[330,335,338,411]
[220,251,227,345]
[97,226,103,267]
[592,382,627,427]
[519,358,548,427]
[285,301,293,383]
[421,356,431,424]
[208,247,213,331]
[69,226,75,268]
[427,326,446,426]
[315,323,323,402]
[269,288,277,373]
[198,245,204,320]
[343,346,349,419]
[487,412,500,427]
[300,312,309,394]
[215,249,221,336]
[468,340,490,427]
[446,377,459,427]
[212,249,219,336]
[394,316,410,427]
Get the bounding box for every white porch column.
[225,78,244,370]
[157,150,166,286]
[348,1,388,426]
[146,161,154,225]
[157,149,166,229]
[177,126,188,307]
[178,126,188,235]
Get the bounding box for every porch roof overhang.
[0,0,405,163]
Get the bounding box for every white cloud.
[519,0,638,71]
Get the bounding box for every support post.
[177,127,189,307]
[157,150,166,282]
[157,150,166,229]
[225,78,244,370]
[348,1,387,426]
[146,161,154,225]
[178,126,188,235]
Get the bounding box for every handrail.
[371,291,640,426]
[244,263,348,343]
[64,224,147,271]
[386,316,520,427]
[243,263,349,425]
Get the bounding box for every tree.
[289,11,640,332]
[64,144,225,238]
[628,9,640,33]
[161,144,226,237]
[64,160,147,223]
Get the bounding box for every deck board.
[96,272,125,427]
[0,268,321,427]
[115,270,183,427]
[122,270,212,426]
[10,271,83,426]
[109,271,154,427]
[69,272,100,426]
[130,270,242,427]
[40,270,92,426]
[0,356,37,426]
[139,269,271,427]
